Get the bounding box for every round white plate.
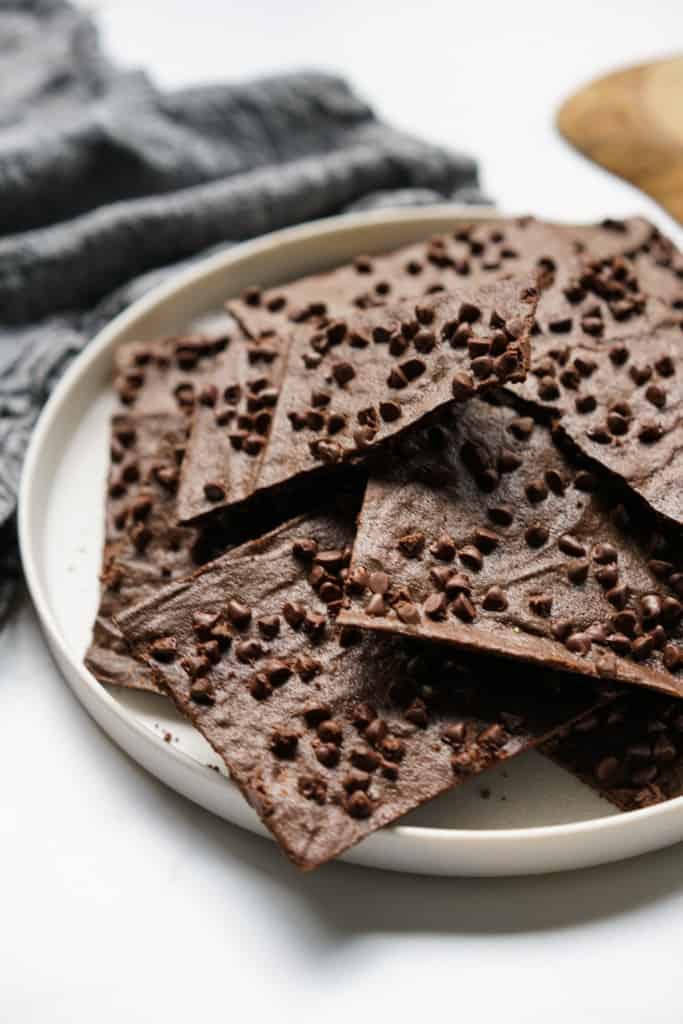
[19,205,683,875]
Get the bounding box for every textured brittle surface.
[542,691,683,812]
[85,334,245,690]
[118,508,603,869]
[339,399,683,696]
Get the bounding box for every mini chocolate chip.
[471,356,494,379]
[444,573,472,597]
[538,376,560,401]
[257,615,280,639]
[452,593,476,622]
[226,600,251,628]
[630,364,653,386]
[529,593,553,617]
[292,537,318,561]
[655,354,675,377]
[379,400,402,422]
[396,600,420,624]
[574,470,598,492]
[350,745,382,770]
[317,720,343,745]
[202,480,225,502]
[364,718,387,746]
[451,371,475,400]
[368,571,390,594]
[249,675,271,701]
[365,594,386,617]
[632,635,654,661]
[482,586,508,611]
[150,637,177,662]
[389,331,408,357]
[645,383,667,408]
[190,679,215,705]
[525,523,549,547]
[430,533,456,561]
[415,303,435,325]
[468,336,492,359]
[404,699,429,727]
[639,422,664,444]
[192,611,220,639]
[488,505,514,526]
[588,425,612,445]
[640,594,662,622]
[662,597,683,623]
[525,479,548,503]
[343,770,371,793]
[347,565,369,593]
[472,528,500,553]
[381,735,406,762]
[606,584,630,611]
[387,367,408,389]
[595,756,620,783]
[271,730,299,759]
[592,543,617,564]
[549,316,572,333]
[400,357,427,381]
[552,619,575,642]
[282,601,305,628]
[612,609,638,636]
[414,329,436,353]
[424,593,448,619]
[566,632,591,655]
[397,532,425,558]
[595,565,619,589]
[346,790,372,818]
[458,545,483,571]
[458,301,481,323]
[567,559,589,584]
[332,361,355,387]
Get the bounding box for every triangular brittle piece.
[339,399,683,697]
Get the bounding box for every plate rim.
[18,202,683,873]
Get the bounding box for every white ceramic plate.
[19,205,683,875]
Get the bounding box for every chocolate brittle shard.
[339,398,683,697]
[117,509,603,869]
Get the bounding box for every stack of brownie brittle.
[86,214,683,869]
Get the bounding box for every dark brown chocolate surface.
[546,321,683,529]
[339,398,683,696]
[85,412,201,692]
[542,692,683,811]
[85,333,244,691]
[175,330,290,523]
[227,216,665,342]
[117,508,604,870]
[179,277,537,525]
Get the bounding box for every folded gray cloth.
[0,0,485,621]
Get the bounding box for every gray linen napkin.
[0,0,485,621]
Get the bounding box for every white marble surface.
[3,0,683,1019]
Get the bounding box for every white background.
[3,1,683,1020]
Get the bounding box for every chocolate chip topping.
[184,279,534,522]
[118,508,602,871]
[543,690,683,811]
[339,398,683,697]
